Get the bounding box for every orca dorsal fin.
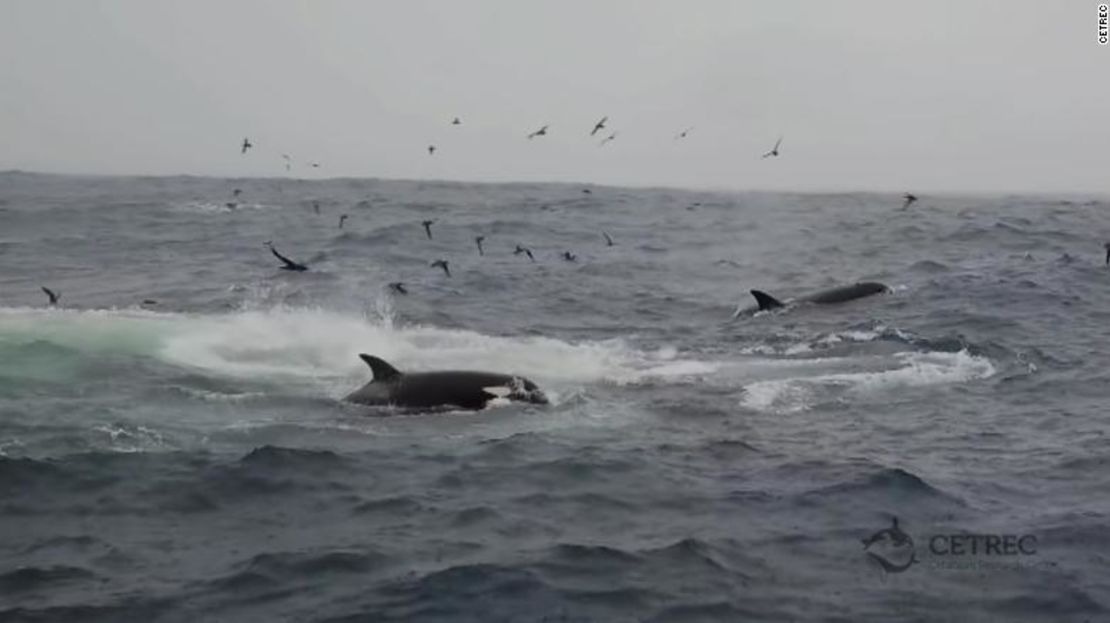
[359,354,402,381]
[750,290,785,311]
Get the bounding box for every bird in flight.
[674,127,693,140]
[599,132,617,147]
[452,117,461,126]
[1105,242,1109,266]
[313,201,320,215]
[514,245,535,262]
[422,220,435,240]
[475,236,485,256]
[389,282,408,295]
[281,154,292,171]
[590,116,608,136]
[310,162,321,168]
[902,193,918,210]
[602,232,615,247]
[527,125,549,139]
[266,243,308,271]
[41,286,60,306]
[762,136,783,159]
[562,251,577,262]
[428,145,436,155]
[338,214,348,229]
[241,138,253,154]
[232,188,242,197]
[431,259,451,277]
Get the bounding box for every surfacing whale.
[344,354,548,411]
[735,281,889,317]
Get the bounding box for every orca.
[736,281,889,317]
[344,354,548,411]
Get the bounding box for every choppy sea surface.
[0,171,1107,622]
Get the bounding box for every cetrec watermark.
[861,516,1048,575]
[1099,4,1108,45]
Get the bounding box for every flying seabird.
[266,243,308,271]
[428,145,436,155]
[422,219,435,240]
[582,188,592,194]
[527,125,549,140]
[475,236,485,256]
[241,138,253,154]
[338,214,348,229]
[514,245,535,262]
[232,188,242,197]
[1105,242,1109,266]
[674,127,693,140]
[281,154,292,171]
[313,202,320,215]
[452,117,461,125]
[599,132,617,147]
[41,286,59,306]
[225,202,238,210]
[603,232,615,246]
[902,193,918,209]
[388,282,408,295]
[310,162,321,168]
[761,136,783,159]
[590,116,608,136]
[562,251,577,262]
[431,259,451,277]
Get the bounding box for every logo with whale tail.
[862,516,918,574]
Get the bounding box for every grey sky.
[2,1,1107,193]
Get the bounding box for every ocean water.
[0,171,1107,622]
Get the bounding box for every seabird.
[338,214,348,229]
[266,243,308,271]
[527,125,549,140]
[452,117,461,125]
[422,219,435,240]
[603,232,615,246]
[582,188,592,194]
[902,193,918,209]
[241,138,252,154]
[762,136,783,159]
[41,286,59,306]
[475,235,485,256]
[225,202,238,210]
[310,162,321,168]
[1105,242,1109,266]
[431,259,451,277]
[428,145,436,155]
[590,116,608,136]
[562,251,577,262]
[141,299,158,306]
[599,132,617,147]
[232,188,242,197]
[388,282,408,295]
[674,127,693,140]
[281,154,292,171]
[514,245,535,262]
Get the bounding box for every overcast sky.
[2,1,1107,193]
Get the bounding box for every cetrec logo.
[1099,4,1108,45]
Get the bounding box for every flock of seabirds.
[25,117,1110,412]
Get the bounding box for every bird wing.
[773,136,783,150]
[270,246,298,268]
